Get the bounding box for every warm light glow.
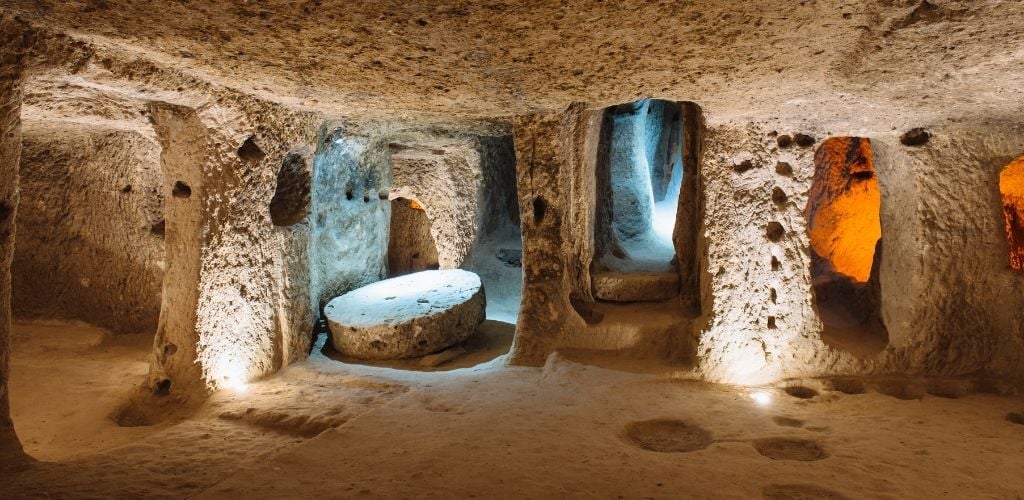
[409,199,424,210]
[221,376,249,394]
[749,390,773,406]
[806,137,881,283]
[999,156,1024,271]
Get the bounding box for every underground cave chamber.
[805,136,888,356]
[7,6,1024,496]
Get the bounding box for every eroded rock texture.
[0,12,28,464]
[13,121,164,334]
[148,101,320,397]
[0,2,1023,453]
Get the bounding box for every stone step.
[592,271,680,302]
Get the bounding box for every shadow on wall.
[805,137,888,357]
[999,155,1024,271]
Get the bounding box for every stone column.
[0,13,28,465]
[508,110,577,365]
[147,102,316,400]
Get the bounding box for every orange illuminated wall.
[805,137,881,283]
[1000,156,1024,271]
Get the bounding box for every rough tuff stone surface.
[0,12,28,464]
[389,139,482,269]
[326,270,485,359]
[13,121,164,334]
[592,272,680,303]
[148,100,320,397]
[387,198,440,276]
[269,146,313,227]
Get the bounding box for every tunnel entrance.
[387,197,440,277]
[591,99,688,304]
[806,137,888,356]
[999,156,1024,271]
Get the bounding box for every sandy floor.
[4,322,1024,498]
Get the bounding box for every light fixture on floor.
[749,390,773,406]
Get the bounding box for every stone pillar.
[147,104,208,399]
[508,109,578,365]
[0,13,28,464]
[147,102,316,400]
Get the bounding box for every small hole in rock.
[753,438,828,461]
[772,416,805,428]
[172,181,192,198]
[1006,412,1024,425]
[121,184,133,193]
[771,186,788,204]
[828,378,866,395]
[900,128,930,146]
[237,135,267,163]
[767,316,777,329]
[532,196,547,224]
[150,219,165,236]
[623,419,713,453]
[794,133,816,148]
[345,190,354,200]
[766,222,786,241]
[154,379,172,396]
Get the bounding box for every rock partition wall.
[696,124,843,383]
[13,121,164,334]
[308,125,391,315]
[0,12,29,465]
[389,139,482,269]
[512,103,1024,384]
[878,130,1024,377]
[508,109,582,363]
[148,101,320,398]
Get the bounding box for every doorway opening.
[999,155,1024,271]
[805,137,888,356]
[387,197,440,277]
[591,99,690,304]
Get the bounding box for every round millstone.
[325,269,486,360]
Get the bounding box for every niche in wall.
[999,155,1024,271]
[805,137,888,356]
[591,99,692,303]
[387,197,440,276]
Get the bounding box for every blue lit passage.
[601,99,684,273]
